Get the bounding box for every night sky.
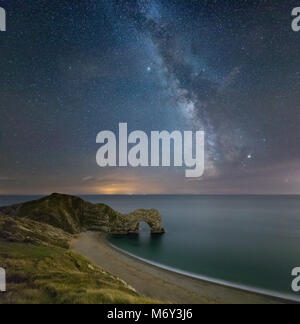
[1,0,300,195]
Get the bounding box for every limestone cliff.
[110,209,165,235]
[0,193,165,235]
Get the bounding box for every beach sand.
[71,231,286,304]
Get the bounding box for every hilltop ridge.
[0,193,165,235]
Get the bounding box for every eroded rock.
[0,193,165,235]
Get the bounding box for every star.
[1,1,300,195]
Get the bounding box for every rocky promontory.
[0,194,162,304]
[0,193,165,235]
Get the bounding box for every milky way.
[110,0,300,182]
[1,0,300,194]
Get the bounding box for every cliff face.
[110,209,164,235]
[0,193,165,235]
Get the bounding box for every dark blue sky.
[1,0,300,194]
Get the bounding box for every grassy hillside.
[0,193,164,235]
[0,213,71,248]
[0,214,159,304]
[0,242,157,304]
[0,193,118,234]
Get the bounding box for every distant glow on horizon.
[97,184,135,195]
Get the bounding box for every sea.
[1,194,300,301]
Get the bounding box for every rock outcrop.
[110,209,165,235]
[0,193,165,235]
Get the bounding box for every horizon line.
[1,193,300,197]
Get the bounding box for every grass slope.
[0,214,159,304]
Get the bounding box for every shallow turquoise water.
[1,195,300,301]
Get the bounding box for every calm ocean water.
[1,195,300,301]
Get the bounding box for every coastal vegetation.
[0,194,163,304]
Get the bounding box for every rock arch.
[129,210,165,234]
[111,209,165,235]
[134,220,153,232]
[0,193,165,235]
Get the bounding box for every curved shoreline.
[108,240,299,303]
[72,232,295,304]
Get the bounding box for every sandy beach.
[71,232,289,304]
